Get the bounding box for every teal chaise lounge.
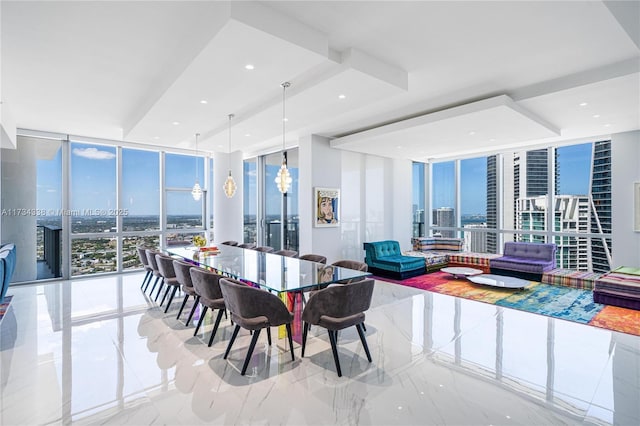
[363,240,425,279]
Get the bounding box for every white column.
[213,150,243,244]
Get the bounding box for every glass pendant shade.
[275,157,292,194]
[223,113,237,198]
[192,133,201,201]
[223,170,237,198]
[275,82,292,194]
[191,182,203,201]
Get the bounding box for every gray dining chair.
[156,255,180,312]
[137,246,153,290]
[219,277,295,375]
[298,254,327,264]
[221,241,239,246]
[237,242,256,249]
[301,278,375,377]
[144,249,163,296]
[273,249,298,257]
[172,259,198,323]
[332,259,368,284]
[190,268,227,347]
[254,246,274,253]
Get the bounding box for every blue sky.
[38,142,592,217]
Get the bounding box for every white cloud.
[72,147,115,160]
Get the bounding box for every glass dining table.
[165,244,371,342]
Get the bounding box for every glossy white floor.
[1,272,639,425]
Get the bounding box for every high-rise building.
[516,195,591,270]
[486,155,498,253]
[463,223,488,252]
[433,207,455,237]
[590,141,612,272]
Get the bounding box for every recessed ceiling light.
[153,136,160,140]
[245,133,251,137]
[172,121,180,125]
[604,123,611,127]
[489,138,496,142]
[245,64,254,70]
[338,94,346,99]
[396,145,403,149]
[469,131,476,136]
[283,118,288,122]
[579,102,588,107]
[200,100,208,104]
[592,114,600,118]
[217,145,224,149]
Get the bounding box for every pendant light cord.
[281,82,290,163]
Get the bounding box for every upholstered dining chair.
[237,242,256,249]
[331,259,368,284]
[137,246,153,290]
[301,278,375,377]
[219,277,295,375]
[190,268,227,347]
[298,254,327,264]
[254,246,275,253]
[155,255,180,312]
[172,259,198,324]
[221,241,239,246]
[273,249,298,257]
[144,249,163,296]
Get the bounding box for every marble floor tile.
[1,272,639,425]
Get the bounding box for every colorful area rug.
[375,272,640,336]
[0,295,12,323]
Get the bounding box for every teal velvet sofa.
[363,240,425,279]
[0,243,16,304]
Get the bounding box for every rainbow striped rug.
[0,295,12,323]
[375,272,640,336]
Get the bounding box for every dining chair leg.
[286,324,295,361]
[154,279,165,301]
[194,306,208,336]
[356,323,372,362]
[140,271,151,289]
[160,284,171,307]
[208,309,225,347]
[266,327,272,346]
[148,276,160,294]
[185,296,200,326]
[241,329,262,375]
[176,294,189,320]
[164,286,178,313]
[328,329,342,377]
[224,325,241,359]
[301,322,309,357]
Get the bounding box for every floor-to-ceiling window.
[243,158,257,244]
[164,153,205,246]
[121,148,160,270]
[412,162,425,237]
[426,141,612,271]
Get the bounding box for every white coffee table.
[467,274,530,289]
[441,266,483,278]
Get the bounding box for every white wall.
[1,136,37,281]
[299,135,413,264]
[611,130,640,267]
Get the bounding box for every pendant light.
[191,133,203,201]
[223,114,237,198]
[275,81,292,194]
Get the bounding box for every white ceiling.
[1,1,639,160]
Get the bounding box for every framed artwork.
[314,187,340,227]
[635,182,640,232]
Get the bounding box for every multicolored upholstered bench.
[542,268,604,291]
[364,241,426,279]
[447,252,501,274]
[403,250,449,272]
[594,267,640,310]
[411,237,464,252]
